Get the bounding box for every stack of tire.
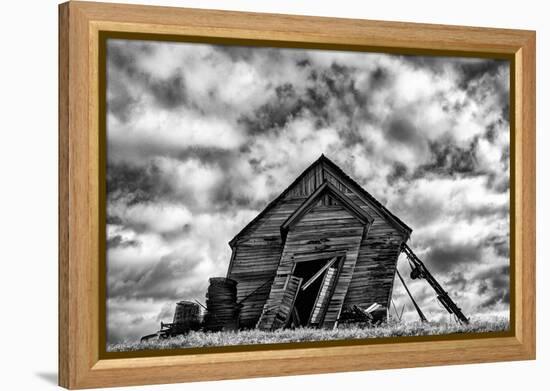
[203,277,240,332]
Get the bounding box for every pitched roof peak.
[229,155,412,246]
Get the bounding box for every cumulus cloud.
[106,39,510,343]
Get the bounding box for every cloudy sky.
[106,38,510,344]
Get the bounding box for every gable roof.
[319,155,412,236]
[280,180,374,241]
[229,154,412,247]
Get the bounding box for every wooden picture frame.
[59,1,536,389]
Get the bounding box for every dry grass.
[107,317,509,352]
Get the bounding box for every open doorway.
[291,256,341,327]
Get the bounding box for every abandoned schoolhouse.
[226,154,413,330]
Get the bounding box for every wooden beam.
[396,268,428,322]
[301,257,338,291]
[365,303,382,313]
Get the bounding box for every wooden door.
[269,276,303,330]
[309,267,337,325]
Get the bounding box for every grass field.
[107,317,509,352]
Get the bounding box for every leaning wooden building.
[227,155,412,329]
[226,155,412,330]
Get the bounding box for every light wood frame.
[59,1,536,389]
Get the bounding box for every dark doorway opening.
[292,258,338,327]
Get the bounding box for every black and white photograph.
[105,39,510,352]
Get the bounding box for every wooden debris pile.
[338,303,384,326]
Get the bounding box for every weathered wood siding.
[258,202,366,330]
[228,158,407,328]
[323,166,406,318]
[270,275,303,330]
[227,198,304,328]
[285,162,325,199]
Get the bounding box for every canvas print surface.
[105,39,510,352]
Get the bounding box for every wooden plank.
[301,257,338,291]
[258,276,303,330]
[310,268,337,324]
[272,276,303,329]
[58,4,70,387]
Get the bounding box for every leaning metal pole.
[402,243,469,324]
[396,267,428,322]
